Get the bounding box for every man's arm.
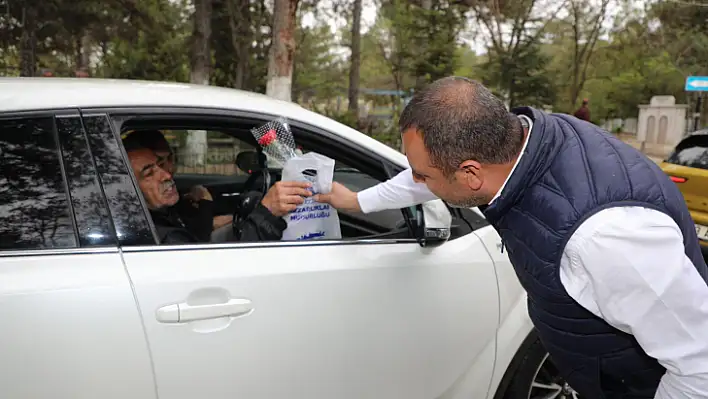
[561,206,708,398]
[316,168,438,213]
[236,181,311,242]
[237,203,287,242]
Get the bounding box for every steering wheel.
[231,151,273,238]
[240,168,271,199]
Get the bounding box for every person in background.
[316,76,708,398]
[573,98,591,122]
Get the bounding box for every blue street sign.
[685,76,708,92]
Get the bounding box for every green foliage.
[377,0,466,90]
[481,43,556,108]
[293,24,347,103]
[2,0,707,130]
[317,108,360,128]
[97,26,191,82]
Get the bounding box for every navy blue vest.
[483,107,708,398]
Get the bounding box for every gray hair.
[399,76,523,176]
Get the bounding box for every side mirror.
[235,150,258,173]
[235,150,266,174]
[412,199,452,248]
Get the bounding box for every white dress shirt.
[355,118,708,398]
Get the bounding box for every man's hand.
[261,181,312,217]
[314,182,361,212]
[184,185,212,206]
[213,215,233,230]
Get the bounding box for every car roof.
[689,129,708,137]
[0,77,301,114]
[0,77,406,165]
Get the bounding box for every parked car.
[661,129,708,257]
[0,77,575,399]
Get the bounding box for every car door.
[0,112,155,399]
[88,110,500,399]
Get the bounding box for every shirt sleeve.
[356,168,438,214]
[560,207,708,399]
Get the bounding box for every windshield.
[667,134,708,170]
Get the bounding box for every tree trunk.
[190,0,212,85]
[189,0,213,167]
[266,0,300,101]
[348,0,363,118]
[227,0,251,89]
[19,5,38,77]
[414,0,433,90]
[75,31,92,76]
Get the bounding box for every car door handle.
[156,298,253,323]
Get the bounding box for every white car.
[0,78,572,399]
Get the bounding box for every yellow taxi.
[661,129,708,255]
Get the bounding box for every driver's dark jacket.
[150,200,286,244]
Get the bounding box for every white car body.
[0,78,532,399]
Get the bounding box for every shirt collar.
[489,114,533,205]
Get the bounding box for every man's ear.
[458,160,483,190]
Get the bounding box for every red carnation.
[258,129,277,146]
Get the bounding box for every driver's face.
[128,148,179,210]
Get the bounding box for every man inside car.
[123,137,312,244]
[122,130,232,239]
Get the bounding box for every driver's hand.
[184,185,213,206]
[314,182,361,212]
[261,181,312,217]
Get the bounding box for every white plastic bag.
[281,152,342,241]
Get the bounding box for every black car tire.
[496,334,580,399]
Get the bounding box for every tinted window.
[56,116,115,247]
[667,134,708,170]
[0,117,77,250]
[83,115,154,246]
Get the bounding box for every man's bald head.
[399,76,522,176]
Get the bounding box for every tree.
[211,0,271,92]
[18,2,38,76]
[468,0,565,107]
[190,0,212,85]
[266,0,300,101]
[224,0,251,89]
[292,23,345,106]
[348,0,363,118]
[566,0,612,107]
[188,0,212,166]
[376,0,466,91]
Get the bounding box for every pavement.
[616,134,666,165]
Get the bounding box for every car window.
[666,134,708,170]
[293,135,407,233]
[56,116,116,247]
[111,116,413,245]
[168,130,256,176]
[0,116,77,250]
[82,115,155,246]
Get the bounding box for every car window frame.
[0,109,85,252]
[88,106,421,250]
[79,112,159,247]
[55,113,119,247]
